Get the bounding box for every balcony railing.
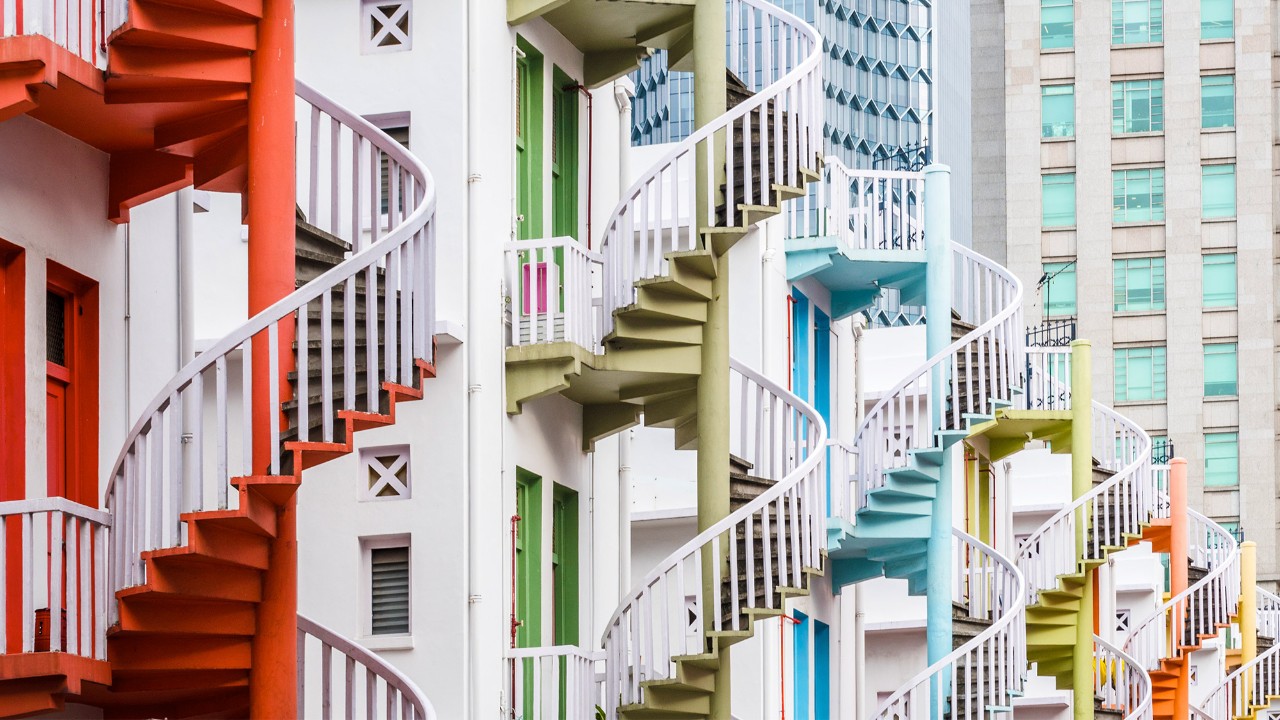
[2,0,127,68]
[504,238,602,350]
[786,157,925,252]
[1025,318,1076,348]
[0,497,111,660]
[1024,346,1072,411]
[506,645,603,719]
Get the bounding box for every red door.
[45,290,70,499]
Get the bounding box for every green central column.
[1069,340,1093,720]
[692,1,731,718]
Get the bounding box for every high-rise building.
[970,0,1278,585]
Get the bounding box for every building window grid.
[1113,168,1165,224]
[1111,79,1164,134]
[1043,262,1077,317]
[1114,345,1167,402]
[1202,164,1236,219]
[1202,253,1237,307]
[1042,85,1075,138]
[1043,173,1077,228]
[1204,343,1238,397]
[1201,0,1233,38]
[1112,0,1164,44]
[1201,75,1235,129]
[1204,432,1239,487]
[1113,257,1165,313]
[1042,0,1075,49]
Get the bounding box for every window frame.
[1202,253,1237,308]
[1043,261,1077,317]
[1042,0,1075,49]
[1043,173,1077,228]
[1201,75,1235,129]
[1111,79,1164,135]
[1204,432,1239,487]
[1201,163,1236,219]
[360,0,412,54]
[1114,345,1168,402]
[1042,84,1075,138]
[1112,0,1164,44]
[1201,0,1233,39]
[1113,256,1166,313]
[361,534,413,641]
[1112,168,1166,224]
[1203,342,1238,397]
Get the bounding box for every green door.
[515,470,542,718]
[552,485,579,717]
[516,39,543,241]
[551,68,579,243]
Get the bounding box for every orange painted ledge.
[0,36,104,93]
[0,652,111,694]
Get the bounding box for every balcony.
[784,159,928,319]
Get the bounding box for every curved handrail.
[1016,402,1157,608]
[850,242,1024,514]
[1198,618,1280,719]
[1123,509,1239,674]
[874,529,1026,719]
[298,614,437,720]
[1094,634,1153,720]
[597,0,822,338]
[599,357,828,718]
[1260,587,1280,642]
[103,79,438,615]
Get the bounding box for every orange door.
[45,289,71,499]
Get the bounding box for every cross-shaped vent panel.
[360,445,411,500]
[362,0,411,53]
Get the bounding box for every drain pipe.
[614,82,633,600]
[851,315,868,720]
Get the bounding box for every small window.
[1115,610,1131,633]
[46,290,67,367]
[1113,168,1165,223]
[1042,0,1074,49]
[1043,173,1076,227]
[362,0,411,53]
[1114,346,1167,402]
[1113,0,1163,44]
[360,445,411,500]
[1202,164,1236,218]
[1202,254,1237,307]
[1113,257,1165,312]
[1204,432,1238,487]
[1112,79,1164,134]
[1202,75,1235,128]
[1204,343,1238,397]
[1042,85,1075,138]
[369,543,410,635]
[1201,0,1233,38]
[1043,262,1077,316]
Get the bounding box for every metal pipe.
[852,315,866,720]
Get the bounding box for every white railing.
[1259,587,1280,642]
[600,358,827,718]
[1023,346,1072,411]
[875,529,1025,719]
[851,243,1023,513]
[1198,624,1280,720]
[0,497,110,660]
[1094,634,1153,720]
[297,614,437,720]
[599,0,822,338]
[504,238,602,350]
[1123,510,1239,676]
[827,439,856,527]
[1016,402,1158,609]
[103,79,437,620]
[1,0,126,67]
[506,645,604,719]
[787,157,924,251]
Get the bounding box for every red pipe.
[566,84,594,249]
[786,296,797,391]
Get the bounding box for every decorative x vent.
[362,0,411,53]
[360,445,411,500]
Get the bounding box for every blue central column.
[923,165,954,701]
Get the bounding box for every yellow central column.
[692,0,731,717]
[1070,340,1093,720]
[1241,541,1258,704]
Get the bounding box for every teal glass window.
[1202,253,1237,307]
[1204,432,1239,487]
[1201,0,1233,38]
[1042,0,1074,49]
[1042,85,1075,138]
[1113,169,1165,223]
[1113,257,1165,312]
[1044,262,1077,316]
[1113,0,1163,44]
[1202,164,1236,219]
[1114,346,1167,402]
[1202,75,1234,128]
[1043,173,1076,227]
[1111,79,1164,134]
[1204,343,1238,397]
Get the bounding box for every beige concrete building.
[969,0,1279,584]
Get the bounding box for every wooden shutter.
[370,546,410,635]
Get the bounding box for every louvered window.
[46,291,66,366]
[377,125,410,215]
[370,546,410,635]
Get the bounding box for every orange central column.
[1169,458,1189,719]
[246,0,297,716]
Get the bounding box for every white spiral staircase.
[0,80,439,717]
[1197,588,1280,720]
